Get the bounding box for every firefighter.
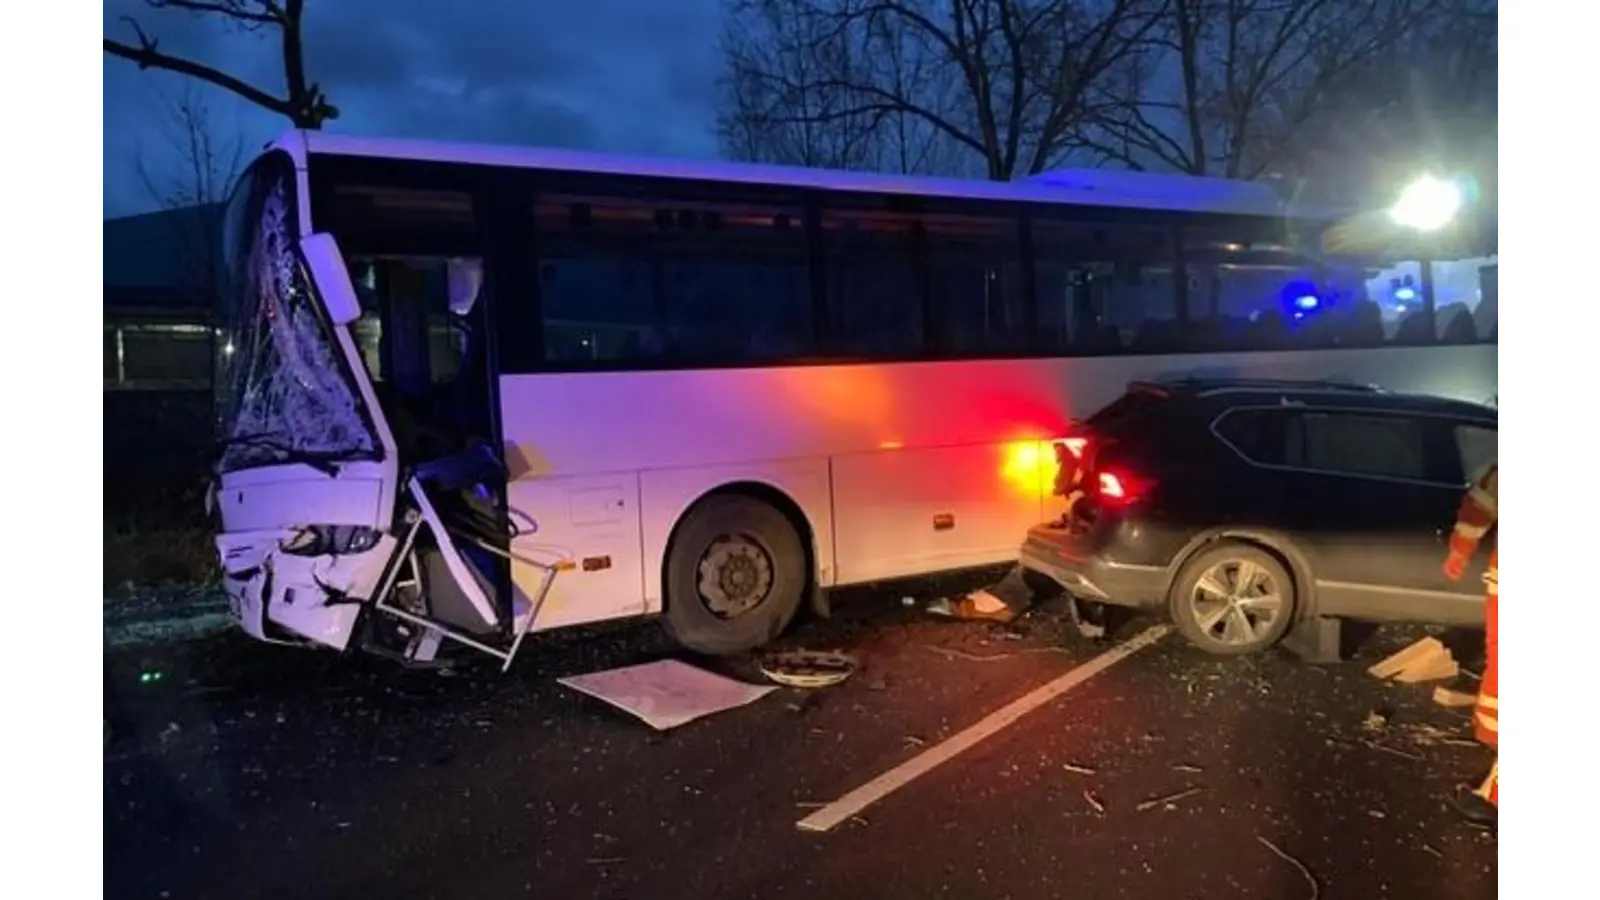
[1442,460,1497,827]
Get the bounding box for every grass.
[104,523,219,594]
[104,389,217,593]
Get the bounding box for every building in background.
[103,204,221,391]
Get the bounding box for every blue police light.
[1279,279,1324,321]
[1394,286,1417,303]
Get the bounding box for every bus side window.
[1034,220,1178,356]
[533,191,814,366]
[923,208,1027,355]
[820,202,926,358]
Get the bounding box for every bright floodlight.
[1389,174,1463,232]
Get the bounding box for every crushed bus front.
[210,147,555,669]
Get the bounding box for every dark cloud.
[104,0,724,218]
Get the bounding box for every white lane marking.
[795,624,1172,833]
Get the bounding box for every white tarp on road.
[557,659,778,731]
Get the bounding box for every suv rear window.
[1216,407,1448,482]
[1213,408,1290,465]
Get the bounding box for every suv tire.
[1169,542,1296,655]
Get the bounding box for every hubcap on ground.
[1188,558,1284,647]
[696,534,774,619]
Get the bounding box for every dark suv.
[1019,378,1498,655]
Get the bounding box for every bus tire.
[662,494,807,656]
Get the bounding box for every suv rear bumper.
[1019,524,1170,609]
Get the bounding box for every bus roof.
[273,130,1350,221]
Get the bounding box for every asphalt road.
[104,590,1497,900]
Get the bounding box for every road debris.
[1171,763,1203,773]
[926,645,1014,663]
[1421,843,1443,858]
[558,659,777,730]
[1368,637,1458,684]
[1257,835,1320,900]
[1364,741,1424,761]
[758,651,857,689]
[1082,790,1106,814]
[1136,786,1203,811]
[1062,762,1096,776]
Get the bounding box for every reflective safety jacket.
[1449,463,1498,595]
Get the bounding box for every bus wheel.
[663,494,807,656]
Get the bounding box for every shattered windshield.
[214,152,380,474]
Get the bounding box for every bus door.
[345,252,515,642]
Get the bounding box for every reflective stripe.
[1477,695,1498,710]
[1467,487,1497,514]
[1454,521,1490,540]
[1475,711,1498,732]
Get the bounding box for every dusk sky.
[103,0,726,218]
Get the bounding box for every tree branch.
[104,0,335,128]
[104,35,295,118]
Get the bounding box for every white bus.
[210,131,1496,668]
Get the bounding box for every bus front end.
[210,149,403,655]
[210,145,552,669]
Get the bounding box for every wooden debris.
[1433,686,1476,708]
[1395,654,1458,684]
[1364,740,1425,761]
[1082,790,1106,814]
[926,645,1015,663]
[1136,786,1203,811]
[1369,637,1458,684]
[1258,835,1320,900]
[1062,762,1096,775]
[1172,763,1204,773]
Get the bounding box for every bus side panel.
[831,440,1047,586]
[505,473,647,631]
[638,460,835,612]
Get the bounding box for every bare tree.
[136,83,247,305]
[1083,0,1490,183]
[716,0,1170,180]
[718,1,882,170]
[104,0,337,128]
[1305,0,1496,191]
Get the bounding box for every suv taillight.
[1094,468,1153,507]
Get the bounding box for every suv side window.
[1454,423,1497,484]
[1293,411,1431,481]
[1212,408,1291,465]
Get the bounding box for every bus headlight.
[281,525,384,557]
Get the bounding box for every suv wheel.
[1169,543,1296,655]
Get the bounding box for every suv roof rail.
[1147,376,1385,395]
